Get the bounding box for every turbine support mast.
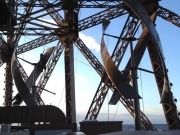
[129,34,142,130]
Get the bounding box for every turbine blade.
[101,36,141,99]
[109,90,120,105]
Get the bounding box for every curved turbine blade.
[109,90,120,105]
[13,46,55,106]
[11,48,37,106]
[110,12,158,104]
[101,36,141,99]
[26,46,55,89]
[125,12,157,74]
[123,0,164,58]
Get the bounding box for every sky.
[0,0,180,126]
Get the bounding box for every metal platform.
[0,131,85,135]
[101,130,180,135]
[80,120,123,135]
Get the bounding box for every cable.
[58,85,65,108]
[108,91,109,121]
[74,58,92,68]
[74,46,78,74]
[113,101,120,121]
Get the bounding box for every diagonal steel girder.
[1,1,128,106]
[13,2,127,53]
[2,1,178,36]
[13,46,55,106]
[15,0,36,44]
[0,2,158,128]
[1,3,127,36]
[1,0,177,130]
[117,0,178,130]
[85,14,140,114]
[9,40,63,106]
[2,4,179,36]
[36,42,64,105]
[15,1,122,8]
[158,6,180,28]
[74,35,157,130]
[16,59,28,82]
[38,0,64,26]
[0,2,128,66]
[84,15,139,117]
[0,1,127,71]
[77,0,122,8]
[2,0,179,122]
[147,40,180,129]
[2,0,36,106]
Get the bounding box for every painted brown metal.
[161,77,171,103]
[11,46,37,106]
[109,12,157,105]
[148,40,180,129]
[12,47,55,106]
[123,0,180,129]
[0,0,179,131]
[101,35,141,99]
[26,46,55,90]
[36,43,65,105]
[84,15,157,130]
[158,6,180,28]
[123,0,163,58]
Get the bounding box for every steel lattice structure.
[0,0,180,130]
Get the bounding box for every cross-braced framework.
[0,0,180,130]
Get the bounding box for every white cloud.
[79,32,100,52]
[75,73,85,81]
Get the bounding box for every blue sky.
[0,0,179,125]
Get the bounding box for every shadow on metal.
[0,105,66,124]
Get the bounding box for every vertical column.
[2,1,15,131]
[63,0,78,124]
[4,0,16,107]
[64,40,76,123]
[4,62,13,106]
[4,31,14,107]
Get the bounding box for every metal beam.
[158,6,180,28]
[36,42,64,105]
[1,3,128,36]
[15,0,123,8]
[85,15,140,119]
[148,39,180,129]
[16,35,58,55]
[75,34,156,130]
[38,0,64,26]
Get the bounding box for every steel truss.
[0,0,179,130]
